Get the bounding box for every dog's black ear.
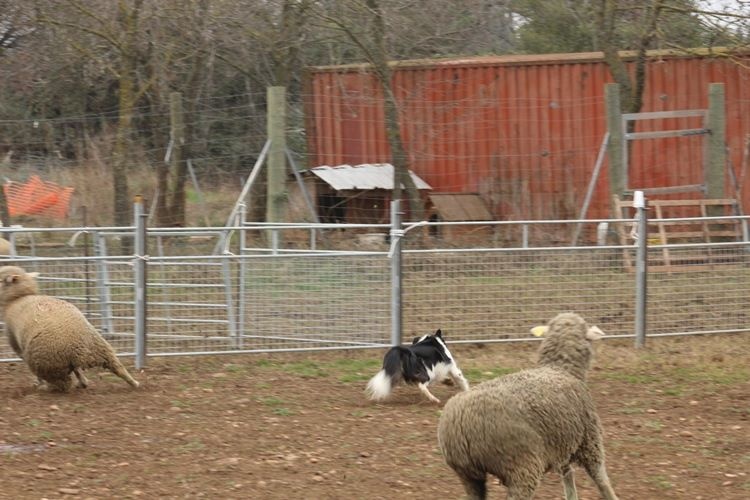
[412,336,422,344]
[435,329,443,338]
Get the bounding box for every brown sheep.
[1,265,139,392]
[437,312,618,500]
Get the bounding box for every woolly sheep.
[0,265,140,392]
[0,237,11,256]
[437,312,618,500]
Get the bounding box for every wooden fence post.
[707,83,726,205]
[267,87,287,242]
[605,83,625,209]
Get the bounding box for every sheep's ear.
[27,272,40,278]
[530,325,548,337]
[586,325,605,340]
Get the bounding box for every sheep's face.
[0,266,40,306]
[533,312,604,380]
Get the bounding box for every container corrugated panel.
[305,50,750,221]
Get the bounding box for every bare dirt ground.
[1,334,749,500]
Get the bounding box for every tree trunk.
[112,0,144,252]
[596,0,664,117]
[113,74,134,230]
[366,0,423,222]
[0,174,10,226]
[165,0,209,228]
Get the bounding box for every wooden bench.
[613,196,747,272]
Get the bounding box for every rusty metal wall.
[305,51,750,221]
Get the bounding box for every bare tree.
[517,0,748,116]
[37,0,156,236]
[149,0,213,227]
[594,0,665,117]
[0,1,35,54]
[312,0,425,220]
[0,1,35,224]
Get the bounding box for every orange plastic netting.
[3,175,74,219]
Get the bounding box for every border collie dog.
[366,329,469,403]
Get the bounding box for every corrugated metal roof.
[308,163,432,191]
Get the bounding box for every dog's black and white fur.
[365,329,469,403]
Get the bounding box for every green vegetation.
[258,396,294,416]
[602,372,661,384]
[647,475,675,490]
[258,396,285,407]
[462,366,517,383]
[178,439,205,452]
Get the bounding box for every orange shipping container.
[304,49,750,221]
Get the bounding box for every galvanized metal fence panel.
[2,217,750,363]
[141,258,236,355]
[646,245,750,335]
[235,253,391,353]
[401,247,634,342]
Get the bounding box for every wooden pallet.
[613,196,746,272]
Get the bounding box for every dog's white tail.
[365,370,392,401]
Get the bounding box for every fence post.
[134,195,147,369]
[707,83,726,207]
[267,86,286,247]
[94,232,114,334]
[236,202,247,349]
[390,199,403,346]
[634,190,648,348]
[605,83,626,199]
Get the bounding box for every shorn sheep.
[437,312,618,500]
[0,265,140,392]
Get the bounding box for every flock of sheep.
[1,264,618,499]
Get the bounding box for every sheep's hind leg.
[417,382,440,403]
[457,474,487,500]
[46,377,74,393]
[506,483,538,500]
[561,464,579,500]
[74,368,89,388]
[505,472,542,500]
[584,462,618,500]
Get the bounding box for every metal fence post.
[390,199,403,346]
[634,190,648,348]
[236,202,247,349]
[134,195,147,369]
[94,231,114,335]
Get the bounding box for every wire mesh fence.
[2,218,750,362]
[402,247,634,343]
